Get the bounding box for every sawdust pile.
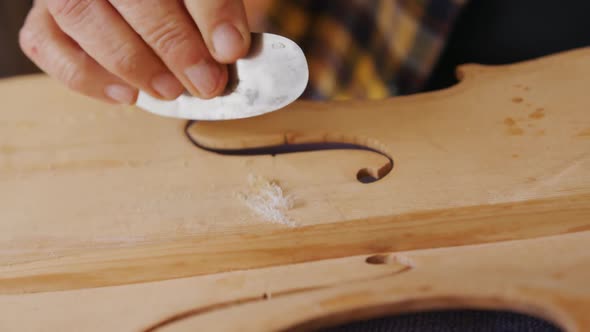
[237,174,296,227]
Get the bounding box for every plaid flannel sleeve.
[261,0,468,100]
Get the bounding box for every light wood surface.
[0,231,587,331]
[0,47,589,295]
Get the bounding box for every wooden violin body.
[0,47,589,331]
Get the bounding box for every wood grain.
[158,231,590,332]
[0,231,587,331]
[0,47,589,294]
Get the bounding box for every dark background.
[425,0,590,91]
[0,0,37,78]
[1,0,587,331]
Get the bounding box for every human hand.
[19,0,251,104]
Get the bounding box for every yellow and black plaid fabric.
[262,0,467,100]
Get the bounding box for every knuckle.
[47,0,93,22]
[145,21,193,56]
[58,61,87,91]
[18,6,47,58]
[18,24,41,58]
[109,44,141,76]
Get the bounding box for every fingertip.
[184,59,228,99]
[211,22,250,63]
[199,61,228,100]
[151,72,185,100]
[104,84,138,105]
[215,62,229,97]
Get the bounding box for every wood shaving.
[237,174,296,227]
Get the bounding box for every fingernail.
[184,60,223,97]
[212,22,245,60]
[104,84,136,105]
[151,73,184,99]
